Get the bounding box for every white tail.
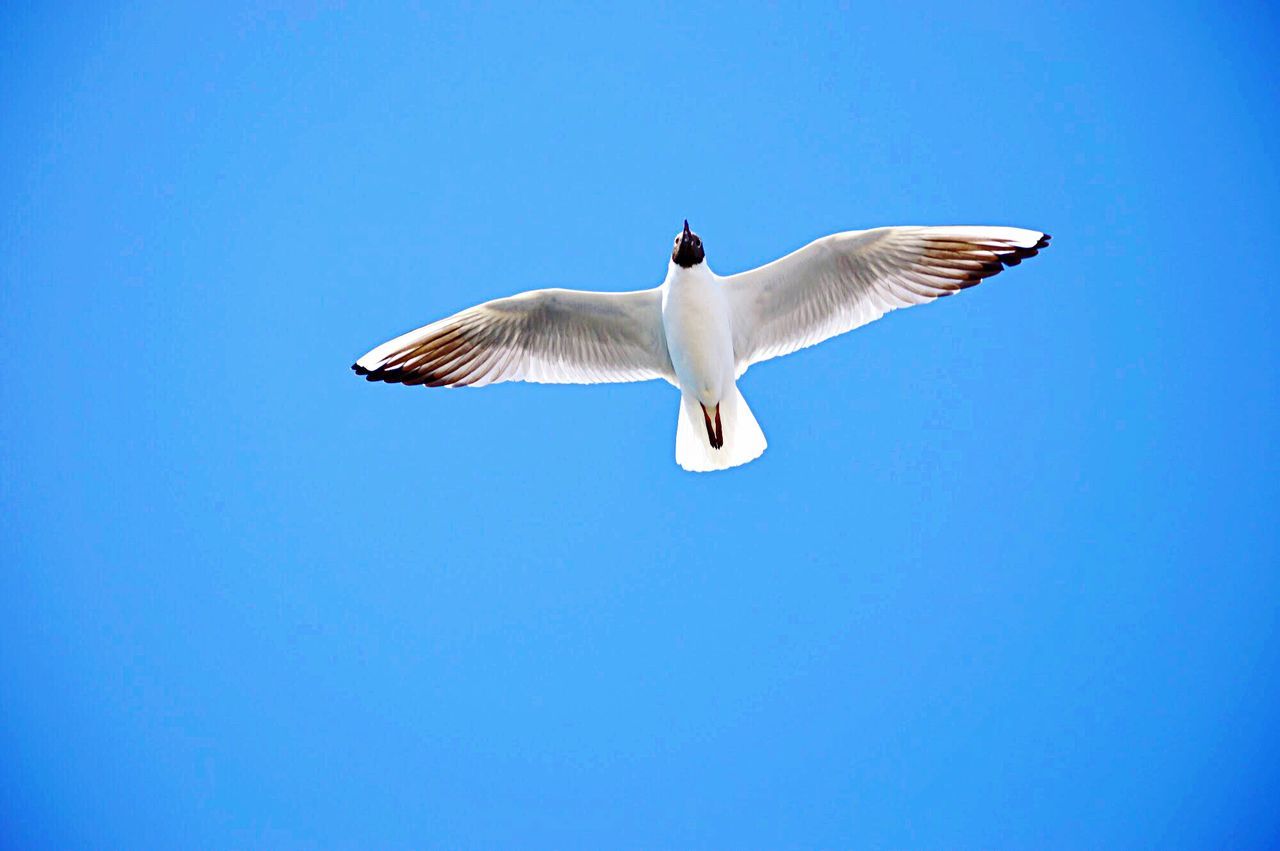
[675,384,768,472]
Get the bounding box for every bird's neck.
[666,259,714,287]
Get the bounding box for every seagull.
[352,221,1050,471]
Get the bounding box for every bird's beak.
[683,219,691,238]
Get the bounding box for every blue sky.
[2,2,1277,847]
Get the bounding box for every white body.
[352,225,1049,473]
[661,260,733,404]
[661,260,768,471]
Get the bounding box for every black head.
[672,220,705,268]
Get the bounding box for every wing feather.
[725,225,1049,373]
[353,287,674,387]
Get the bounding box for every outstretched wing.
[724,226,1049,372]
[353,287,674,387]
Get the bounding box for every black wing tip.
[998,233,1052,269]
[918,229,1051,292]
[353,360,401,383]
[351,361,457,387]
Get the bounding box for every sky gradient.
[2,2,1278,847]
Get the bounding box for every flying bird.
[352,221,1050,471]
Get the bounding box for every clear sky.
[2,2,1277,848]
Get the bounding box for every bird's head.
[672,220,705,268]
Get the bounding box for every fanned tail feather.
[676,385,767,472]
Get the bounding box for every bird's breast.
[661,269,735,404]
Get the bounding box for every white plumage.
[353,223,1050,471]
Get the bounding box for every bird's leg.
[701,403,724,450]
